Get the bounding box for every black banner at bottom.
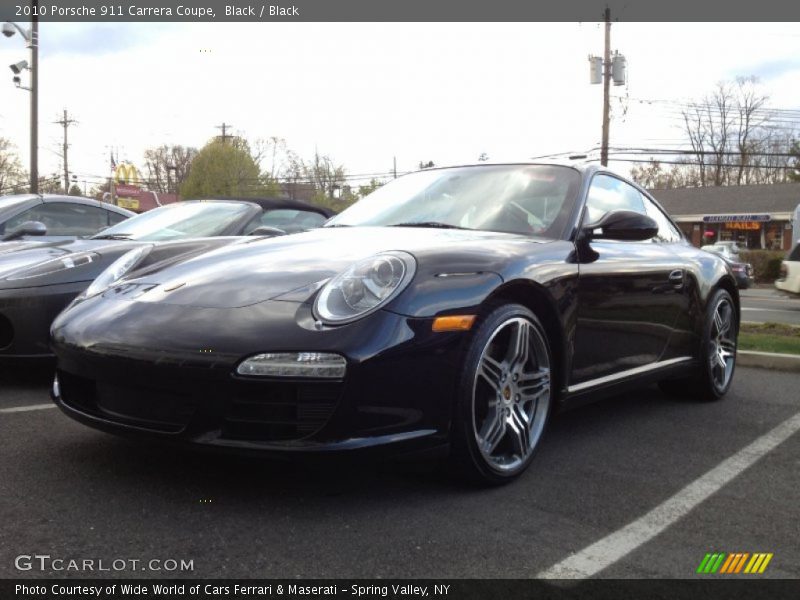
[3,579,800,600]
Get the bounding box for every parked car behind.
[702,242,742,262]
[0,194,134,242]
[721,256,755,289]
[0,197,332,360]
[775,242,800,296]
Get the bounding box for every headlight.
[5,252,98,281]
[313,251,416,324]
[84,245,153,298]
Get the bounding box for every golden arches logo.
[114,163,141,185]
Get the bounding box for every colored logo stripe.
[698,552,773,574]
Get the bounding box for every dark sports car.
[50,163,740,484]
[0,198,332,360]
[0,194,135,241]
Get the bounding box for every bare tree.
[678,77,796,186]
[143,145,198,194]
[0,137,26,194]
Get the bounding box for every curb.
[738,351,800,373]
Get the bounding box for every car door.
[570,174,686,386]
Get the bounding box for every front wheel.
[450,304,553,485]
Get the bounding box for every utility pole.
[30,6,38,193]
[55,109,77,192]
[216,122,233,144]
[588,7,626,167]
[600,6,611,167]
[393,156,397,179]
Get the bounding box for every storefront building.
[650,183,799,251]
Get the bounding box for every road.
[1,365,798,580]
[740,288,800,326]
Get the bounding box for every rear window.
[789,243,800,262]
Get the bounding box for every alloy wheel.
[708,296,736,392]
[472,317,551,472]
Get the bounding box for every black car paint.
[49,164,740,456]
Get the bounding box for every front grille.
[221,382,341,441]
[57,370,342,441]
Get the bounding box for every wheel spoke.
[507,404,532,458]
[506,321,530,369]
[519,367,550,401]
[478,354,504,393]
[479,404,506,454]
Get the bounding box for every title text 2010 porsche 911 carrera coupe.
[50,163,740,484]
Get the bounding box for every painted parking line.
[0,403,56,414]
[742,308,795,313]
[537,410,800,579]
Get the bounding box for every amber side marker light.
[432,315,476,332]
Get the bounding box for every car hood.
[0,238,142,280]
[125,226,550,309]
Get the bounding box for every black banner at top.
[2,0,800,22]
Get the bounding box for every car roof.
[203,196,335,217]
[0,193,135,217]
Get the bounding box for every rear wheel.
[659,288,737,401]
[450,304,553,485]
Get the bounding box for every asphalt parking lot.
[741,288,800,325]
[1,365,798,580]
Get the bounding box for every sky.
[0,21,799,192]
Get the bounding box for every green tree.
[180,137,279,199]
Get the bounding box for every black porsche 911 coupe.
[50,163,739,484]
[0,198,332,360]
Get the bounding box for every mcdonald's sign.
[114,163,142,186]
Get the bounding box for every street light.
[3,8,38,194]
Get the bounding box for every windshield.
[91,201,252,241]
[326,165,581,237]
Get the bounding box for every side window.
[642,196,682,243]
[261,209,327,233]
[4,203,110,236]
[583,174,646,224]
[107,210,130,227]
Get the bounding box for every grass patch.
[739,322,800,354]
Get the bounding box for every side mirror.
[582,210,658,242]
[248,226,287,237]
[2,220,48,242]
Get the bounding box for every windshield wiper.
[324,223,352,228]
[389,221,470,230]
[91,233,134,240]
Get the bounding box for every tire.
[658,288,738,401]
[450,304,553,485]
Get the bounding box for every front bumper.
[51,298,467,455]
[0,281,88,359]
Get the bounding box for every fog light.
[236,352,347,379]
[52,374,60,398]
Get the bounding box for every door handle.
[669,269,684,290]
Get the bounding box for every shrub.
[740,250,786,283]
